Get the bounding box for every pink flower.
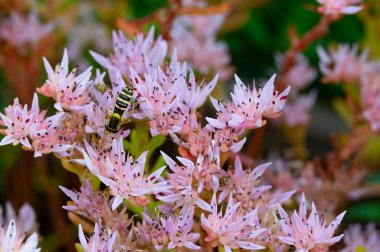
[192,146,221,193]
[200,193,266,252]
[0,93,73,157]
[317,0,363,18]
[160,204,201,250]
[207,74,290,134]
[77,139,129,177]
[38,49,93,113]
[60,180,108,222]
[157,151,211,211]
[340,224,380,252]
[0,220,40,252]
[259,190,296,214]
[90,27,167,77]
[162,144,221,195]
[317,44,368,84]
[66,14,110,66]
[215,157,272,210]
[253,190,297,250]
[363,94,380,132]
[130,52,218,136]
[78,223,118,252]
[213,127,247,153]
[277,193,346,252]
[138,205,201,250]
[80,140,170,210]
[173,56,219,111]
[139,210,169,250]
[360,61,380,108]
[263,155,299,192]
[276,53,317,90]
[0,11,53,50]
[172,126,213,157]
[0,95,38,149]
[61,180,132,232]
[172,121,243,156]
[170,14,233,81]
[282,91,318,127]
[131,72,187,136]
[29,112,73,157]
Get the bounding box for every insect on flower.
[105,84,139,133]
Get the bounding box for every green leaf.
[85,173,101,191]
[152,155,166,172]
[343,83,361,104]
[124,123,166,170]
[332,97,353,126]
[125,200,145,219]
[356,135,380,166]
[366,171,380,184]
[125,195,162,219]
[147,196,162,215]
[145,134,166,163]
[360,0,380,58]
[128,0,168,18]
[346,201,380,222]
[124,123,150,157]
[61,159,86,176]
[40,225,77,251]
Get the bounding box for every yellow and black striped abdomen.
[105,113,121,133]
[115,86,134,111]
[105,85,136,133]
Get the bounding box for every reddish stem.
[247,15,333,159]
[280,15,332,79]
[245,126,267,159]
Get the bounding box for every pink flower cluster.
[361,62,380,131]
[0,11,53,51]
[317,0,363,19]
[273,0,364,130]
[317,44,368,84]
[283,92,318,127]
[170,13,233,81]
[0,93,72,157]
[207,74,290,134]
[276,53,317,91]
[276,52,317,128]
[277,194,346,252]
[340,224,380,252]
[317,44,380,133]
[0,25,348,251]
[90,27,167,78]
